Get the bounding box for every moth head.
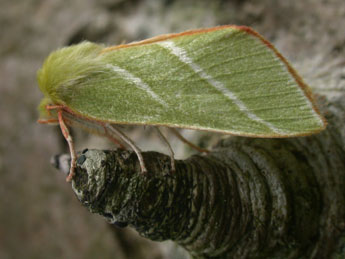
[37,41,104,96]
[37,97,57,123]
[37,41,105,122]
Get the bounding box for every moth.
[37,25,326,182]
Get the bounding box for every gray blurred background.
[1,0,344,258]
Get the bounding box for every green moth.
[37,25,326,181]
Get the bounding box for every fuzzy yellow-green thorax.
[37,41,104,120]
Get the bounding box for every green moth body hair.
[38,42,105,118]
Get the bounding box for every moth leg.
[45,104,65,116]
[102,126,127,150]
[108,136,126,149]
[154,127,175,172]
[169,128,210,153]
[105,124,147,174]
[57,110,77,182]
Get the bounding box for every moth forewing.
[37,25,326,181]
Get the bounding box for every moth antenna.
[60,111,127,150]
[105,124,147,173]
[154,127,175,172]
[57,110,77,182]
[169,127,210,153]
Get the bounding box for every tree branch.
[55,95,345,258]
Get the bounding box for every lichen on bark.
[61,95,345,259]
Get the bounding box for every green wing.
[57,26,326,137]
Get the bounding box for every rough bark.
[53,95,345,259]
